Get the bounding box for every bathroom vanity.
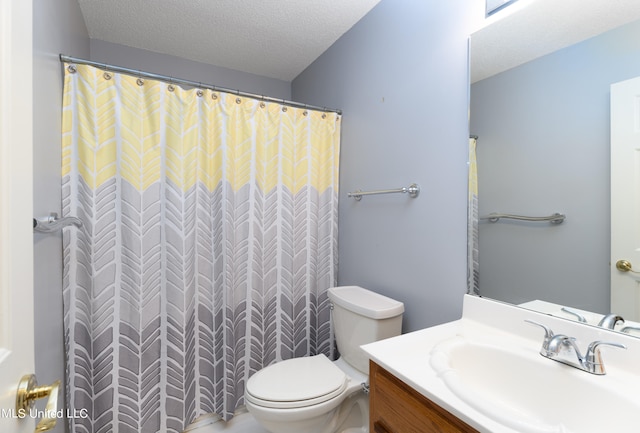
[362,295,640,433]
[369,361,478,433]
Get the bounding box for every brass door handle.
[616,260,634,272]
[16,374,60,432]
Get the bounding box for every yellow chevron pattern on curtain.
[61,63,340,433]
[62,64,340,195]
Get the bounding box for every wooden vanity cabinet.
[369,361,480,433]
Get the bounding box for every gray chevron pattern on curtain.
[61,63,340,433]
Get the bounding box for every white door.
[0,0,39,432]
[611,76,640,321]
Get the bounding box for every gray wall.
[470,19,640,313]
[293,0,479,332]
[33,1,89,432]
[90,40,291,100]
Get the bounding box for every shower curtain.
[61,63,341,433]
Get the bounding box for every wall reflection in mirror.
[469,6,640,336]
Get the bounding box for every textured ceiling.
[471,0,640,83]
[77,0,382,82]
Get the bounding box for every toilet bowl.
[245,286,404,433]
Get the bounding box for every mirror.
[469,0,640,334]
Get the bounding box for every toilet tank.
[327,286,404,374]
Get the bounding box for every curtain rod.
[59,54,342,115]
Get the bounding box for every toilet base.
[246,356,370,433]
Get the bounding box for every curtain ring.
[167,77,175,92]
[67,64,77,73]
[101,62,111,80]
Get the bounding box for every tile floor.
[183,410,269,433]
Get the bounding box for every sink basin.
[430,336,640,433]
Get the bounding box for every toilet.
[244,286,404,433]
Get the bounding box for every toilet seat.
[245,355,348,409]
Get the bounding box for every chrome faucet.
[526,320,626,375]
[598,314,624,329]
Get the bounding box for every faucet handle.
[620,325,640,334]
[525,320,555,352]
[585,341,627,375]
[586,341,626,355]
[561,307,588,323]
[525,319,554,338]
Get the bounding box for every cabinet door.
[369,361,480,433]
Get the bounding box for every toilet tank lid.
[327,286,404,319]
